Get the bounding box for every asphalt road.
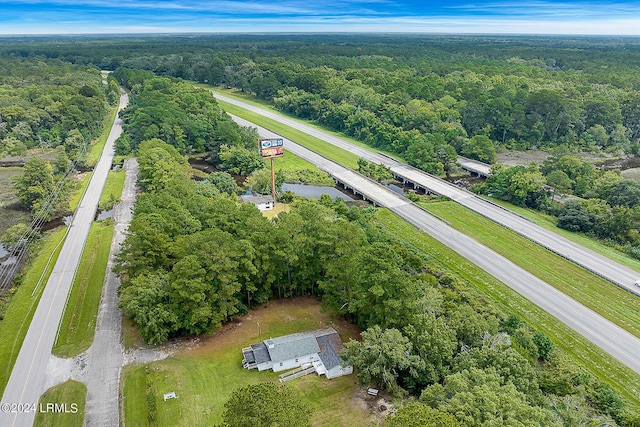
[231,114,640,376]
[1,93,128,427]
[216,94,640,294]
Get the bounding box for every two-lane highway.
[1,93,128,427]
[215,93,640,293]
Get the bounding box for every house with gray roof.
[241,328,353,380]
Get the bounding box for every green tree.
[461,135,497,164]
[12,157,56,218]
[341,325,425,396]
[219,144,264,175]
[0,223,40,248]
[387,403,460,427]
[221,383,312,427]
[545,170,573,196]
[421,368,559,427]
[206,171,239,195]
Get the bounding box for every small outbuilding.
[240,194,274,211]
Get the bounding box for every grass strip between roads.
[52,219,114,358]
[98,167,126,210]
[375,208,640,407]
[485,196,640,273]
[421,200,640,339]
[0,228,67,395]
[33,380,86,427]
[53,166,125,357]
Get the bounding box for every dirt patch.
[595,156,640,171]
[497,150,550,167]
[352,387,395,424]
[497,150,615,167]
[192,297,361,356]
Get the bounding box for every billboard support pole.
[271,157,276,204]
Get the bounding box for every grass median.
[52,219,114,358]
[34,380,86,427]
[374,208,640,407]
[484,196,640,273]
[219,100,361,170]
[98,167,126,211]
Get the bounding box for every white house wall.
[326,365,353,380]
[271,353,318,373]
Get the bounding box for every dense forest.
[7,34,636,254]
[0,58,117,234]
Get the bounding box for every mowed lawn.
[122,298,378,427]
[34,380,86,427]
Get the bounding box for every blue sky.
[1,0,639,35]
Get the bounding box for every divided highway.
[215,93,640,294]
[1,94,128,427]
[231,114,640,376]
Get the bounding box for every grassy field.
[271,150,317,172]
[52,220,114,358]
[484,197,640,272]
[0,227,67,395]
[0,167,31,236]
[98,168,126,211]
[122,297,380,427]
[34,380,86,427]
[420,200,640,338]
[374,209,640,407]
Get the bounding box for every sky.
[1,0,640,36]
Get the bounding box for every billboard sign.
[259,138,284,158]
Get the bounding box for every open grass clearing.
[0,227,67,395]
[52,219,114,358]
[34,380,86,427]
[0,167,30,236]
[122,297,379,427]
[484,196,640,273]
[420,200,640,338]
[374,208,640,407]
